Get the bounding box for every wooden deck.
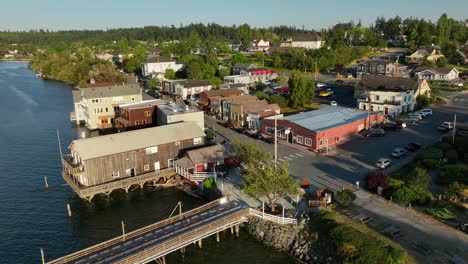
[62,168,176,202]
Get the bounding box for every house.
[230,100,280,128]
[355,76,431,116]
[223,75,251,85]
[355,59,407,78]
[412,67,460,82]
[141,55,184,77]
[161,80,212,100]
[249,39,270,51]
[388,35,407,47]
[220,83,249,94]
[114,99,168,130]
[174,144,231,182]
[261,106,381,152]
[157,102,205,131]
[232,63,256,75]
[288,33,325,50]
[71,84,142,130]
[198,88,244,111]
[61,122,206,187]
[407,45,444,65]
[239,68,277,84]
[221,95,260,121]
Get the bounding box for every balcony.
[358,98,401,106]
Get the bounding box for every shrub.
[206,130,214,141]
[434,96,446,105]
[438,164,468,184]
[425,206,456,220]
[268,94,288,108]
[416,94,429,108]
[366,172,389,190]
[433,142,453,153]
[420,159,440,169]
[390,185,433,205]
[421,147,444,160]
[203,178,215,189]
[446,149,458,164]
[335,189,356,206]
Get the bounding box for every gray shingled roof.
[78,84,141,99]
[412,67,456,75]
[119,99,168,110]
[144,55,174,63]
[292,33,322,42]
[359,76,418,91]
[70,122,205,160]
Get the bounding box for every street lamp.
[274,114,291,168]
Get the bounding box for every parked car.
[335,80,345,85]
[262,137,276,144]
[222,122,234,128]
[369,128,385,137]
[391,148,408,158]
[233,127,247,134]
[383,122,404,131]
[437,122,453,131]
[248,132,263,140]
[319,91,330,97]
[375,158,392,169]
[420,109,432,116]
[408,113,424,120]
[316,83,326,88]
[330,100,338,106]
[405,142,422,152]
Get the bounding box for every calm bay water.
[0,61,297,264]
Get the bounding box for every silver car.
[391,148,408,158]
[375,158,392,169]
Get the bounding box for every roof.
[241,101,280,114]
[410,49,429,58]
[359,76,418,91]
[174,80,211,88]
[186,144,231,166]
[224,95,259,103]
[281,106,377,132]
[144,55,174,64]
[70,122,204,160]
[119,99,168,110]
[77,84,141,99]
[233,63,256,69]
[85,82,124,88]
[412,67,456,75]
[72,89,81,103]
[157,102,201,116]
[203,88,243,97]
[291,33,322,42]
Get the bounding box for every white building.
[289,34,324,50]
[355,76,431,116]
[142,55,184,77]
[157,103,205,131]
[249,39,269,51]
[161,80,212,100]
[223,75,251,85]
[412,67,459,82]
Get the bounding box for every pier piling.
[44,177,49,188]
[66,203,72,217]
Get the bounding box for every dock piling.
[40,248,45,264]
[66,203,72,217]
[44,177,49,188]
[216,232,220,242]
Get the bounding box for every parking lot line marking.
[278,158,286,162]
[288,154,297,158]
[295,153,304,157]
[283,156,293,161]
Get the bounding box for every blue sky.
[1,0,467,31]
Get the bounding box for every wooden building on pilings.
[61,121,206,201]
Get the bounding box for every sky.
[1,0,467,31]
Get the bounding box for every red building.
[261,106,381,152]
[115,99,167,130]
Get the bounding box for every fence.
[249,208,297,225]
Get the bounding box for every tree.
[118,37,129,56]
[231,52,248,66]
[421,59,436,67]
[437,13,451,46]
[186,61,203,79]
[436,56,448,67]
[242,162,299,212]
[188,30,201,53]
[366,172,389,190]
[231,140,271,167]
[148,77,160,89]
[417,94,430,108]
[335,189,356,206]
[164,68,176,79]
[288,70,314,108]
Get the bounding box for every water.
[0,61,298,264]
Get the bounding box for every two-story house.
[198,88,244,112]
[355,76,431,116]
[161,80,212,100]
[71,84,142,130]
[230,100,280,128]
[355,59,407,78]
[412,67,460,82]
[285,33,325,50]
[61,122,206,189]
[407,45,444,65]
[114,99,168,130]
[239,68,277,84]
[220,95,260,121]
[141,55,184,77]
[249,39,270,51]
[232,63,257,75]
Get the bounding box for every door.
[168,159,174,168]
[154,161,160,171]
[130,168,135,177]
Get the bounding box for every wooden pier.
[45,196,298,264]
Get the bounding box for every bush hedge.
[335,189,356,206]
[438,164,468,184]
[420,147,444,160]
[425,206,457,220]
[446,149,458,164]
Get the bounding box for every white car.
[420,109,432,116]
[316,83,326,88]
[408,113,423,120]
[330,101,338,106]
[391,148,408,158]
[375,158,392,169]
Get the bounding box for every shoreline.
[0,58,32,62]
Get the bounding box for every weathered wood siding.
[82,137,205,186]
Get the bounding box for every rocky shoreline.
[246,213,323,263]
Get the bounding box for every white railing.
[249,208,297,225]
[175,166,216,182]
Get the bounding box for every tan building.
[230,100,280,128]
[71,84,142,130]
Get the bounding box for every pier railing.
[175,166,217,182]
[47,196,232,264]
[249,208,297,225]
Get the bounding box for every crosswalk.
[277,152,306,163]
[454,98,465,101]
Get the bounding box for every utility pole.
[314,60,318,82]
[274,114,278,169]
[453,114,457,144]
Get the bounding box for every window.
[318,140,324,146]
[144,164,150,171]
[142,120,147,125]
[131,96,136,101]
[375,95,380,101]
[145,146,158,154]
[193,137,202,145]
[135,121,139,126]
[105,107,109,112]
[296,135,303,144]
[305,138,312,146]
[265,127,273,134]
[112,172,120,178]
[144,111,151,117]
